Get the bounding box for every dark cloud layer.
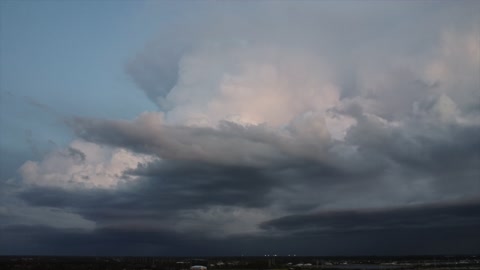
[261,200,480,233]
[19,161,277,217]
[12,101,480,254]
[3,201,480,256]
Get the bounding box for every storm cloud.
[1,0,479,255]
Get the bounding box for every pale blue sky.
[0,1,179,174]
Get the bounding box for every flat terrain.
[1,256,479,270]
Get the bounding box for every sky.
[0,0,479,256]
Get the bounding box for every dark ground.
[1,255,479,270]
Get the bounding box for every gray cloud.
[126,41,185,109]
[67,147,86,162]
[68,114,338,167]
[261,199,480,234]
[65,94,480,206]
[3,0,480,255]
[3,203,480,256]
[19,161,277,214]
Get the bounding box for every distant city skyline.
[1,0,479,255]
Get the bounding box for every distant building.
[190,266,207,270]
[190,259,208,270]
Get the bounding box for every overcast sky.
[1,0,479,256]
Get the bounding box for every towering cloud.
[2,0,479,255]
